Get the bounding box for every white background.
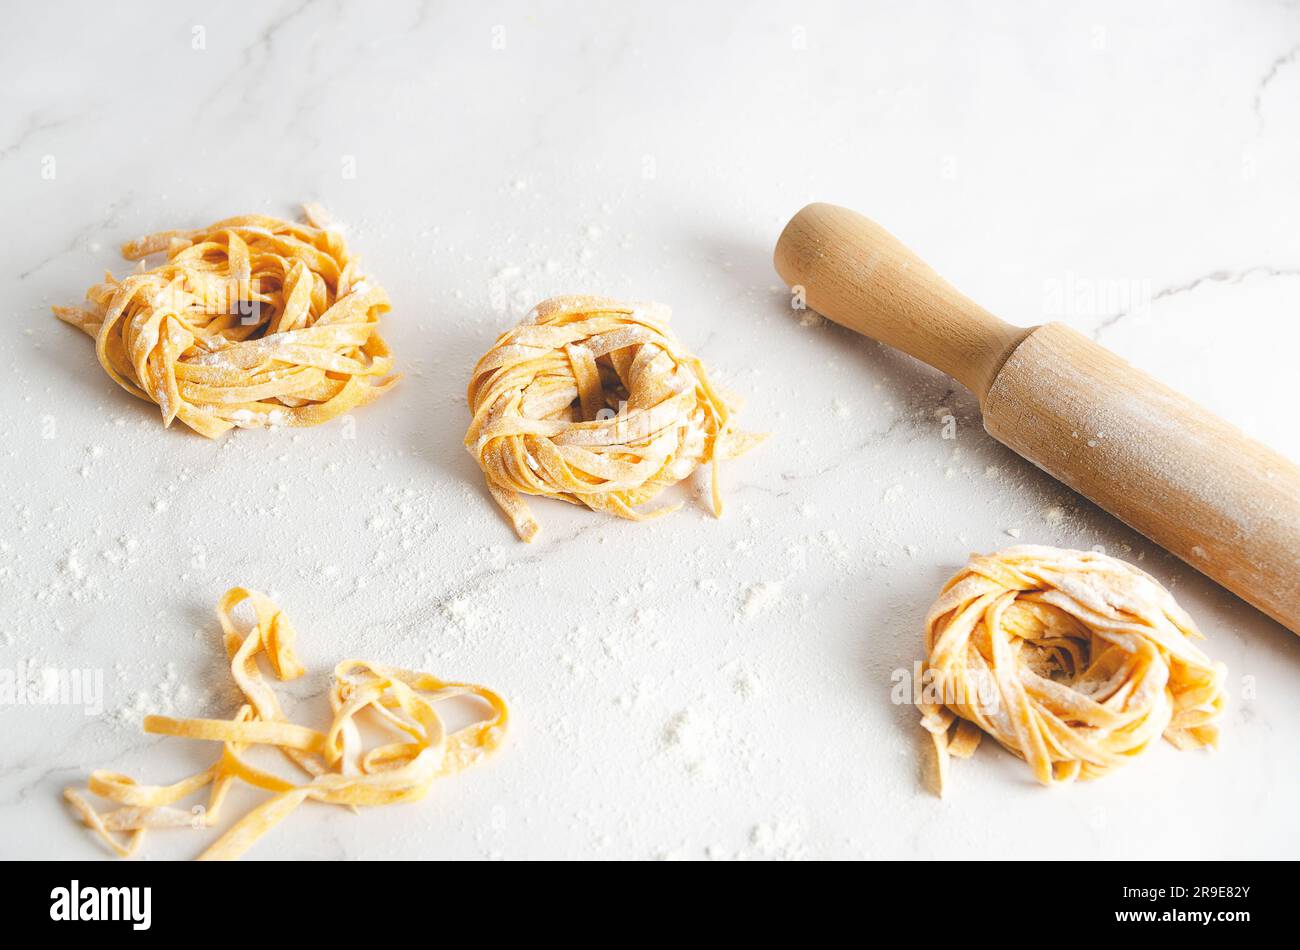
[2,0,1298,859]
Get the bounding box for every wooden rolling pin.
[774,202,1300,635]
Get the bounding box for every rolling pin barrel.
[774,202,1300,635]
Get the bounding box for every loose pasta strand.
[64,587,508,860]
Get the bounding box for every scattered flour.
[661,707,715,775]
[738,580,783,619]
[747,816,809,860]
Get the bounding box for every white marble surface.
[2,0,1298,860]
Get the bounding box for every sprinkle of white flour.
[738,581,783,619]
[661,707,715,775]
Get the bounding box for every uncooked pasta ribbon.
[918,545,1226,794]
[466,295,764,541]
[64,587,508,860]
[54,204,398,437]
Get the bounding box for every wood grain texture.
[774,202,1300,635]
[986,323,1300,634]
[774,202,1030,400]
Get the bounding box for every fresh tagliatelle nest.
[918,545,1226,794]
[465,295,764,541]
[54,204,398,437]
[64,587,508,860]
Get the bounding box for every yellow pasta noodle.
[64,587,508,860]
[466,295,764,541]
[54,204,397,438]
[918,545,1225,794]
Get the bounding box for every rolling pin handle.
[773,203,1031,402]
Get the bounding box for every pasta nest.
[919,545,1226,792]
[465,295,763,541]
[54,204,397,438]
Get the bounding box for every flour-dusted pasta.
[918,545,1226,794]
[465,295,764,541]
[64,587,508,860]
[54,205,397,437]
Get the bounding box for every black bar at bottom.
[9,859,1286,934]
